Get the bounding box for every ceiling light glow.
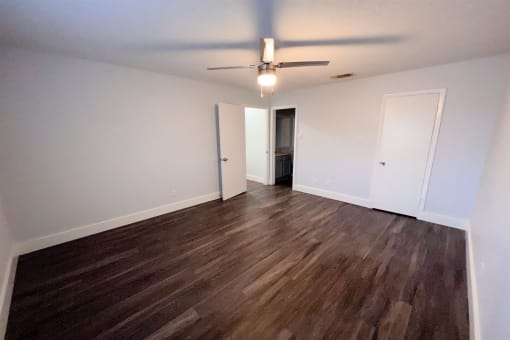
[257,72,277,87]
[257,73,277,87]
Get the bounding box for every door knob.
[379,161,386,166]
[221,157,228,162]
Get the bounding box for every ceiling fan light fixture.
[257,68,276,87]
[257,73,277,87]
[207,37,331,94]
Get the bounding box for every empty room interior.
[1,0,510,339]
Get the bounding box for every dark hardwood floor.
[6,181,469,339]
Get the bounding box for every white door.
[371,92,441,216]
[217,103,247,200]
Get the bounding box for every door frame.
[369,88,447,216]
[269,105,298,189]
[243,105,271,185]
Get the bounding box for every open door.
[217,103,247,200]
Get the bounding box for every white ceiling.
[1,0,509,91]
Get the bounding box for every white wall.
[470,68,510,339]
[245,107,268,184]
[0,47,263,243]
[0,196,14,336]
[273,55,510,225]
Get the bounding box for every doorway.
[273,108,296,187]
[244,107,270,185]
[370,89,446,217]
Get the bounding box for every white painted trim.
[0,250,17,339]
[270,105,298,188]
[369,88,447,217]
[269,107,276,185]
[383,88,448,98]
[292,107,299,190]
[15,192,220,255]
[417,89,447,213]
[417,211,468,230]
[264,108,270,185]
[294,184,468,230]
[293,184,371,208]
[246,174,265,184]
[466,229,481,340]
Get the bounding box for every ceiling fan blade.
[260,38,275,63]
[277,35,404,48]
[207,65,258,70]
[128,41,257,52]
[277,61,330,68]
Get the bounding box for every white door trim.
[269,105,298,189]
[369,88,447,216]
[269,108,276,185]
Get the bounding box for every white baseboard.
[417,211,468,230]
[246,174,265,184]
[293,184,371,208]
[293,185,468,230]
[466,229,481,340]
[16,192,220,255]
[0,250,18,339]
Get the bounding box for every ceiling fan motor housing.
[258,62,276,75]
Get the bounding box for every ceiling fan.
[207,38,329,96]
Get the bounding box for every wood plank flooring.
[6,182,469,339]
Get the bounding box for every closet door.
[371,92,442,216]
